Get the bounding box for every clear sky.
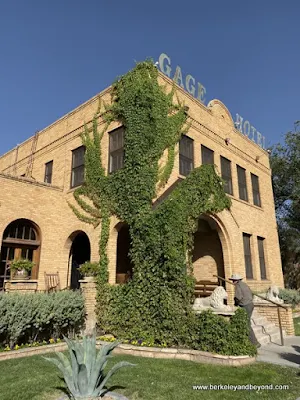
[0,0,299,155]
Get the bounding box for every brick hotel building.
[0,71,284,295]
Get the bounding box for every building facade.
[0,72,284,295]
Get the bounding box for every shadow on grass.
[52,383,126,399]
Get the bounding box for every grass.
[294,316,300,336]
[0,354,300,400]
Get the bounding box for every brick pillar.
[80,279,97,335]
[4,280,38,293]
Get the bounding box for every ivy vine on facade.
[70,60,232,344]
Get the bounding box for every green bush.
[0,290,85,348]
[279,288,300,307]
[78,261,99,277]
[188,308,257,356]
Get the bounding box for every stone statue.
[265,285,284,304]
[193,286,233,312]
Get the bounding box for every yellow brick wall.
[0,72,284,292]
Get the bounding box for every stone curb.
[0,341,256,366]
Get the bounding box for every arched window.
[0,219,41,288]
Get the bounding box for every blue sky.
[0,0,299,155]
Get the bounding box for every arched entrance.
[68,231,91,289]
[192,216,225,285]
[0,219,41,289]
[116,224,133,284]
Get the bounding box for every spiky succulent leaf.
[85,335,97,380]
[77,363,89,395]
[42,356,79,397]
[64,336,79,391]
[96,361,136,396]
[90,354,112,390]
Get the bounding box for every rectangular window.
[237,165,248,201]
[251,173,261,207]
[258,237,267,280]
[109,127,125,173]
[220,156,233,195]
[201,145,214,165]
[179,135,194,176]
[71,146,85,188]
[243,233,253,279]
[44,161,53,184]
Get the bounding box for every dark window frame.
[237,165,248,201]
[44,160,53,184]
[257,236,267,280]
[201,145,214,165]
[179,135,194,176]
[251,173,261,207]
[220,156,233,195]
[243,233,253,279]
[109,127,125,173]
[71,146,85,188]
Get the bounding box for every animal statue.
[192,286,232,311]
[265,285,284,304]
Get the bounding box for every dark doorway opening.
[69,232,91,289]
[116,224,133,284]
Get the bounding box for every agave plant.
[43,334,135,399]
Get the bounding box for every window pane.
[221,156,233,195]
[29,227,36,241]
[243,233,253,279]
[180,157,193,176]
[237,166,248,201]
[72,147,85,169]
[110,127,124,152]
[16,225,23,239]
[72,165,85,187]
[44,161,53,184]
[201,145,214,165]
[24,225,30,240]
[179,136,194,176]
[251,174,261,207]
[71,148,85,187]
[179,136,193,158]
[258,237,267,279]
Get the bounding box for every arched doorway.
[192,216,225,285]
[116,224,133,284]
[0,219,41,289]
[68,231,91,289]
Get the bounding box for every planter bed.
[0,340,256,366]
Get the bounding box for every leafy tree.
[270,122,300,288]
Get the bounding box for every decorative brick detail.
[79,279,97,334]
[254,302,295,335]
[4,280,38,293]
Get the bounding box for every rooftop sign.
[158,53,207,104]
[235,114,266,149]
[157,53,266,150]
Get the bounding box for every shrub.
[279,288,300,307]
[0,290,85,348]
[78,261,98,277]
[178,308,256,356]
[10,258,35,272]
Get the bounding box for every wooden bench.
[194,280,220,298]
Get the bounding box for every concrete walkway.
[257,336,300,368]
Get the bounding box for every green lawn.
[294,316,300,335]
[0,354,300,400]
